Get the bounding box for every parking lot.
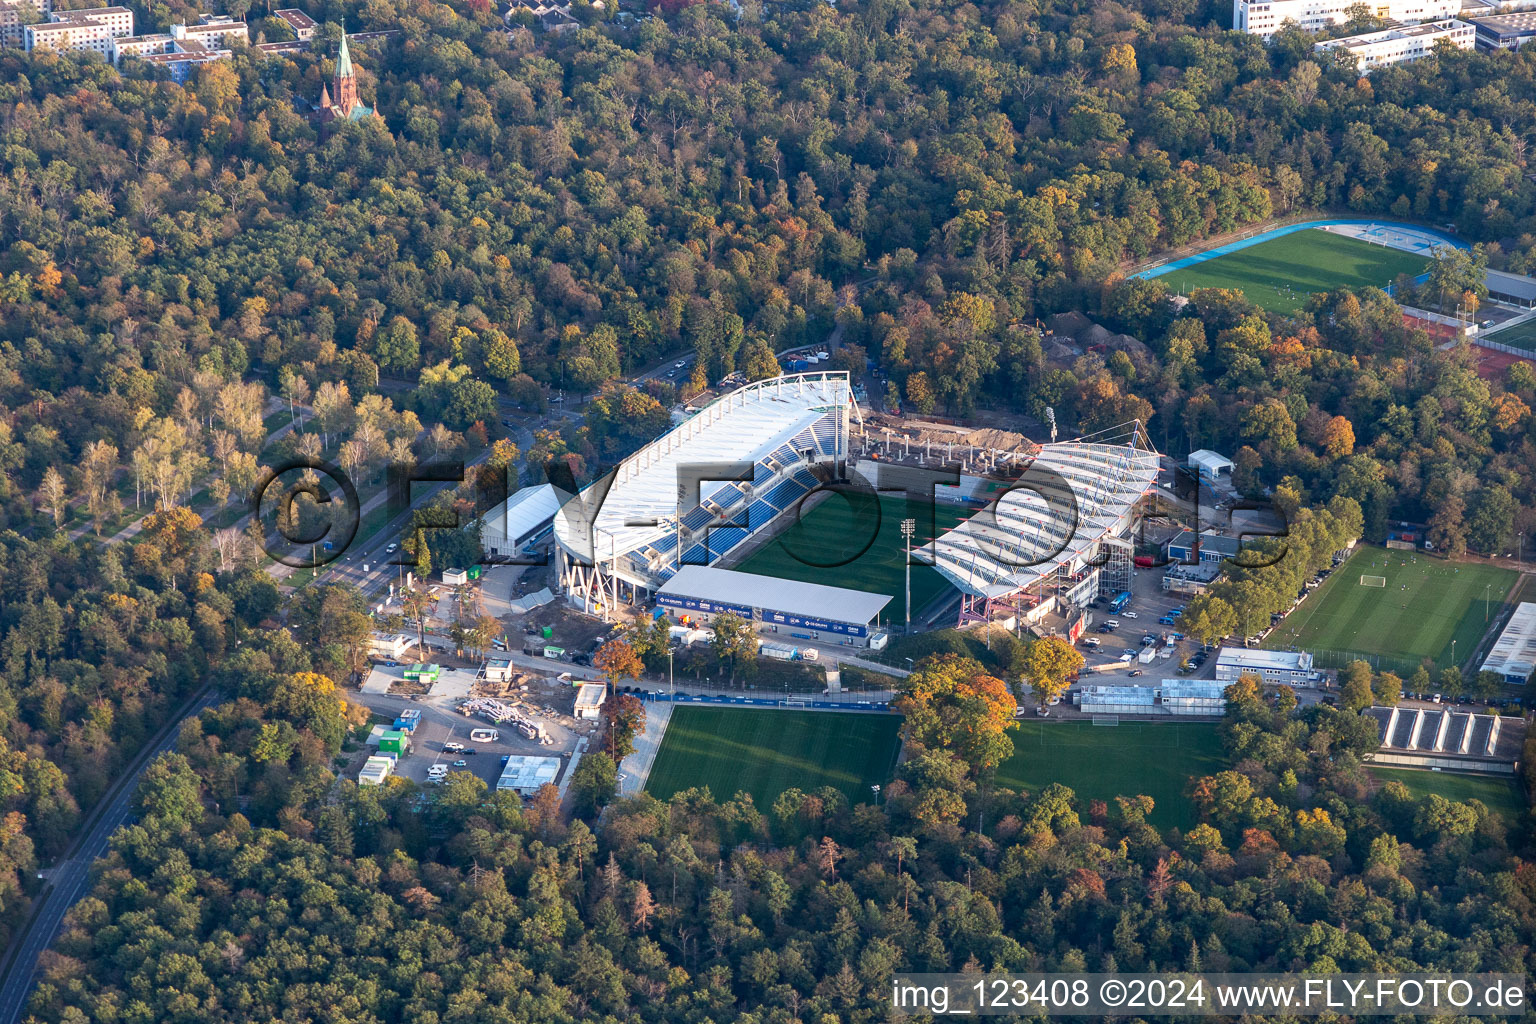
[1074,569,1217,682]
[351,690,589,789]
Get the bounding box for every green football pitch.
[1157,229,1432,314]
[645,707,904,808]
[994,721,1225,830]
[1482,316,1536,352]
[1264,547,1517,673]
[1371,767,1524,820]
[733,493,969,621]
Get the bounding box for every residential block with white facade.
[1314,19,1475,69]
[1233,0,1460,38]
[24,4,132,55]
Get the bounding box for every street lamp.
[668,648,674,695]
[900,518,916,631]
[871,784,881,805]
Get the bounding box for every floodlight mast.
[900,518,917,632]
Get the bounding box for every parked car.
[1081,637,1101,647]
[453,759,468,768]
[1122,611,1139,619]
[443,742,464,753]
[1122,648,1138,657]
[1118,653,1135,663]
[1130,669,1145,677]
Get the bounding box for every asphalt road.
[0,687,220,1024]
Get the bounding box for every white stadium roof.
[554,372,851,567]
[483,482,561,550]
[1482,601,1536,681]
[919,426,1159,598]
[657,565,892,626]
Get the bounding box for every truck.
[760,641,799,661]
[469,727,499,743]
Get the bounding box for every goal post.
[1360,575,1387,588]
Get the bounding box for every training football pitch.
[645,707,904,808]
[734,493,969,621]
[1371,767,1524,820]
[1265,547,1518,673]
[994,721,1225,830]
[1482,316,1536,352]
[1157,229,1432,314]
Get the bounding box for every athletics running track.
[1131,218,1466,281]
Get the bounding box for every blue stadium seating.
[707,526,749,557]
[811,418,838,453]
[680,543,709,565]
[681,505,715,530]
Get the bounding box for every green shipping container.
[541,625,554,639]
[379,730,408,755]
[467,565,482,580]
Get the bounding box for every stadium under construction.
[550,370,1162,636]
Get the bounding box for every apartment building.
[24,4,132,55]
[0,0,49,47]
[1314,19,1475,68]
[1233,0,1460,37]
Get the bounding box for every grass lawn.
[1158,229,1431,314]
[733,493,970,621]
[995,720,1225,830]
[1264,547,1517,674]
[645,707,903,808]
[1371,767,1525,820]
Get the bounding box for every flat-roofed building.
[656,565,893,649]
[574,683,607,720]
[1165,529,1244,567]
[1234,0,1459,37]
[1315,19,1474,69]
[1471,10,1536,47]
[0,0,50,48]
[1076,680,1229,716]
[25,5,133,54]
[273,7,316,39]
[496,754,562,795]
[169,13,246,48]
[1480,601,1536,684]
[1215,647,1319,686]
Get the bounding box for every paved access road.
[0,687,221,1024]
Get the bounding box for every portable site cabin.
[378,730,411,755]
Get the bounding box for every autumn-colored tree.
[593,636,644,698]
[1019,635,1083,708]
[893,655,1018,775]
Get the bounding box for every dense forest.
[16,621,1535,1023]
[0,0,1534,1012]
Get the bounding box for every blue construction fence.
[642,690,892,712]
[1132,218,1466,281]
